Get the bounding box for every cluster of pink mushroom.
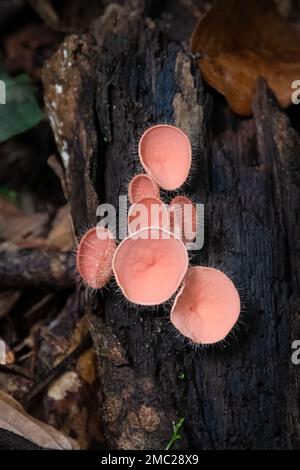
[76,124,241,346]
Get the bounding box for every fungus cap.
[138,125,192,191]
[76,227,116,289]
[112,227,189,306]
[171,267,240,344]
[128,196,169,234]
[128,174,159,204]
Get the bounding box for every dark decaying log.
[0,244,75,289]
[42,0,300,450]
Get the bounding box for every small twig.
[165,417,185,451]
[27,0,60,29]
[23,333,92,409]
[0,364,35,382]
[0,245,75,289]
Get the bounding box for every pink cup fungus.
[170,195,197,243]
[128,174,159,204]
[138,125,192,191]
[76,227,116,289]
[128,196,169,234]
[170,267,241,345]
[112,227,189,306]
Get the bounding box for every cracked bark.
[42,0,300,450]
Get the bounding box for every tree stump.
[42,0,300,450]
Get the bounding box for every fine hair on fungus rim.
[128,173,159,204]
[76,227,116,289]
[170,267,241,346]
[138,124,192,191]
[112,227,189,306]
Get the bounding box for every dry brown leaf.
[0,199,49,243]
[0,391,79,449]
[33,302,103,449]
[0,194,73,250]
[190,0,300,116]
[47,205,74,251]
[76,348,96,385]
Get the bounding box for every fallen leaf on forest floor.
[47,205,74,251]
[0,391,79,449]
[30,301,103,449]
[76,348,96,385]
[0,196,49,244]
[0,210,49,243]
[190,0,300,116]
[0,196,72,249]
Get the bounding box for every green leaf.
[0,186,18,205]
[165,417,185,451]
[0,68,44,143]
